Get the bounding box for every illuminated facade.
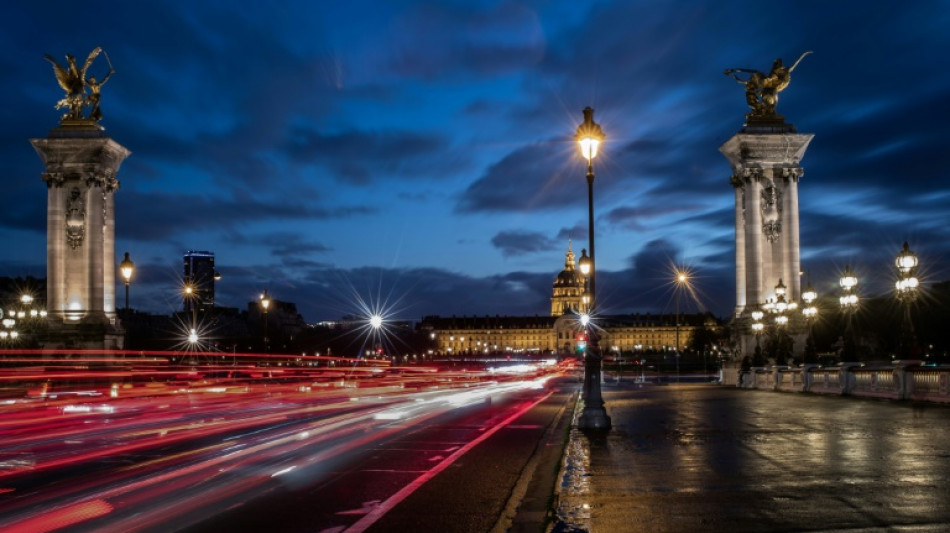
[550,241,585,316]
[419,249,709,355]
[31,124,129,348]
[721,122,812,318]
[420,313,705,356]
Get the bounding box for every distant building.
[183,251,217,313]
[418,247,715,356]
[551,241,585,316]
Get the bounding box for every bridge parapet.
[736,361,950,404]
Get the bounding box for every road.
[0,363,576,532]
[559,383,950,532]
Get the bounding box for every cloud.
[284,127,463,185]
[455,142,579,213]
[380,3,546,79]
[116,190,376,242]
[491,230,557,257]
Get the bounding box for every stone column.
[745,174,763,307]
[31,124,130,345]
[722,125,812,360]
[785,169,802,300]
[85,183,105,321]
[732,184,746,316]
[103,187,117,320]
[44,174,66,317]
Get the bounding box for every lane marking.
[344,390,554,533]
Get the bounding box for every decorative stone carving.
[763,220,782,243]
[780,167,804,182]
[65,187,85,249]
[760,182,782,213]
[42,172,65,188]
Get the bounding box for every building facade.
[417,248,711,356]
[183,251,217,313]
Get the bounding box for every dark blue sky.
[3,1,949,322]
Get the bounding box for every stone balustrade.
[737,361,950,404]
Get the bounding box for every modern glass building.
[183,250,216,313]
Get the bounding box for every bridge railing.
[737,361,950,404]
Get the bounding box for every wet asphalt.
[555,382,950,533]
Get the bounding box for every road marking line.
[344,390,554,533]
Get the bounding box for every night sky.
[3,1,949,322]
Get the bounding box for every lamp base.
[578,406,611,431]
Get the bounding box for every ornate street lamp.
[895,242,919,359]
[750,306,764,365]
[119,252,134,311]
[574,106,610,431]
[801,279,819,364]
[767,279,792,364]
[839,266,859,362]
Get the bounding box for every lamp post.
[767,279,791,365]
[894,242,919,359]
[575,106,610,431]
[801,279,818,364]
[839,266,859,362]
[750,307,764,366]
[674,270,688,382]
[260,290,271,353]
[119,252,134,311]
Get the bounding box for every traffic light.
[576,332,587,352]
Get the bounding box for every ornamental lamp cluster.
[1,293,48,342]
[895,242,919,302]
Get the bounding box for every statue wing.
[80,47,102,78]
[789,51,813,72]
[43,54,72,92]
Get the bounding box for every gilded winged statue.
[725,51,811,119]
[43,47,114,122]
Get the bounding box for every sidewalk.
[549,382,950,532]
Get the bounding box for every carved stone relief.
[65,187,85,249]
[760,178,783,242]
[763,220,782,243]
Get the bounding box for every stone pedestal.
[30,122,130,349]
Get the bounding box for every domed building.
[418,243,717,358]
[551,241,586,316]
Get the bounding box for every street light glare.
[370,314,383,329]
[580,314,590,326]
[579,138,600,161]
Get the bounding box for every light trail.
[345,388,555,533]
[0,361,564,531]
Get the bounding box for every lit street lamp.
[750,306,764,365]
[674,270,688,382]
[801,278,819,364]
[119,252,134,311]
[839,266,859,362]
[895,242,919,359]
[574,106,610,431]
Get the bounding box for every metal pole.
[578,159,610,430]
[124,281,130,311]
[675,288,680,382]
